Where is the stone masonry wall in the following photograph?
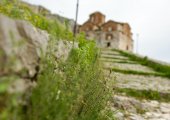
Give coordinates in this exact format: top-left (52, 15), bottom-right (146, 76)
top-left (79, 12), bottom-right (133, 52)
top-left (0, 14), bottom-right (74, 103)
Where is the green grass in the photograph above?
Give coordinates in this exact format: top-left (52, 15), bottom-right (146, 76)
top-left (101, 53), bottom-right (121, 56)
top-left (101, 59), bottom-right (137, 64)
top-left (0, 0), bottom-right (74, 40)
top-left (0, 36), bottom-right (114, 120)
top-left (0, 1), bottom-right (115, 119)
top-left (110, 68), bottom-right (164, 77)
top-left (101, 56), bottom-right (129, 61)
top-left (114, 88), bottom-right (170, 102)
top-left (0, 76), bottom-right (17, 94)
top-left (27, 39), bottom-right (113, 120)
top-left (114, 49), bottom-right (170, 78)
top-left (0, 76), bottom-right (25, 120)
top-left (0, 93), bottom-right (7, 117)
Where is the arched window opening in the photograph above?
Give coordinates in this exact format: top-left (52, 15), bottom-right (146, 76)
top-left (106, 34), bottom-right (113, 40)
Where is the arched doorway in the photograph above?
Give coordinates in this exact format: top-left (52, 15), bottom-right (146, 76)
top-left (107, 42), bottom-right (111, 47)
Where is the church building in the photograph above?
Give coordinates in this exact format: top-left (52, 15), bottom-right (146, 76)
top-left (78, 12), bottom-right (133, 51)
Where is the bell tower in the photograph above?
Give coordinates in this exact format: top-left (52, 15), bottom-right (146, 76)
top-left (89, 12), bottom-right (105, 26)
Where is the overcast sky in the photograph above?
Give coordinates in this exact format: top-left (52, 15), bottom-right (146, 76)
top-left (24, 0), bottom-right (170, 63)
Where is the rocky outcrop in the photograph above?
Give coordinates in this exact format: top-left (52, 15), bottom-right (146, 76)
top-left (0, 14), bottom-right (49, 79)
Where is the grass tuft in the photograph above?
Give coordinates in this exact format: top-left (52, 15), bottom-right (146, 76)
top-left (110, 68), bottom-right (164, 77)
top-left (114, 49), bottom-right (170, 78)
top-left (114, 88), bottom-right (170, 102)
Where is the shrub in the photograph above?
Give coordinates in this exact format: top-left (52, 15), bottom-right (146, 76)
top-left (0, 1), bottom-right (114, 119)
top-left (27, 38), bottom-right (112, 120)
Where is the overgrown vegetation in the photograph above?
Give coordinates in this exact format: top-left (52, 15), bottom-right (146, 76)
top-left (114, 88), bottom-right (170, 102)
top-left (0, 0), bottom-right (74, 40)
top-left (0, 75), bottom-right (24, 120)
top-left (0, 39), bottom-right (114, 120)
top-left (115, 49), bottom-right (170, 78)
top-left (25, 37), bottom-right (113, 120)
top-left (0, 1), bottom-right (114, 119)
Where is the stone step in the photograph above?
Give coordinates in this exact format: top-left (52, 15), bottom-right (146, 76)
top-left (104, 62), bottom-right (157, 74)
top-left (100, 48), bottom-right (170, 120)
top-left (100, 59), bottom-right (137, 64)
top-left (100, 54), bottom-right (129, 59)
top-left (112, 95), bottom-right (170, 120)
top-left (100, 55), bottom-right (130, 61)
top-left (112, 72), bottom-right (170, 94)
top-left (100, 51), bottom-right (121, 55)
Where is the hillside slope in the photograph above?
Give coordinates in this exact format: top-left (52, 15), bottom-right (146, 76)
top-left (0, 1), bottom-right (114, 120)
top-left (20, 0), bottom-right (75, 30)
top-left (101, 48), bottom-right (170, 120)
top-left (1, 1), bottom-right (170, 120)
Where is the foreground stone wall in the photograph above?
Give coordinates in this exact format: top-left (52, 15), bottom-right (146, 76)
top-left (0, 14), bottom-right (49, 78)
top-left (0, 14), bottom-right (78, 118)
top-left (0, 14), bottom-right (75, 94)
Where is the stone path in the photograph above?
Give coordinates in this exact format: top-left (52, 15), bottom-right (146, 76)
top-left (100, 48), bottom-right (170, 120)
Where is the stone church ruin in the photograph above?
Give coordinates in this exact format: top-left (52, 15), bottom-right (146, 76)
top-left (78, 12), bottom-right (133, 51)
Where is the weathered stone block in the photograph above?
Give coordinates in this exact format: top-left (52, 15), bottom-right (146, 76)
top-left (0, 14), bottom-right (49, 78)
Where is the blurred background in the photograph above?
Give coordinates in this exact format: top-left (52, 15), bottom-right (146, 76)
top-left (24, 0), bottom-right (170, 63)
